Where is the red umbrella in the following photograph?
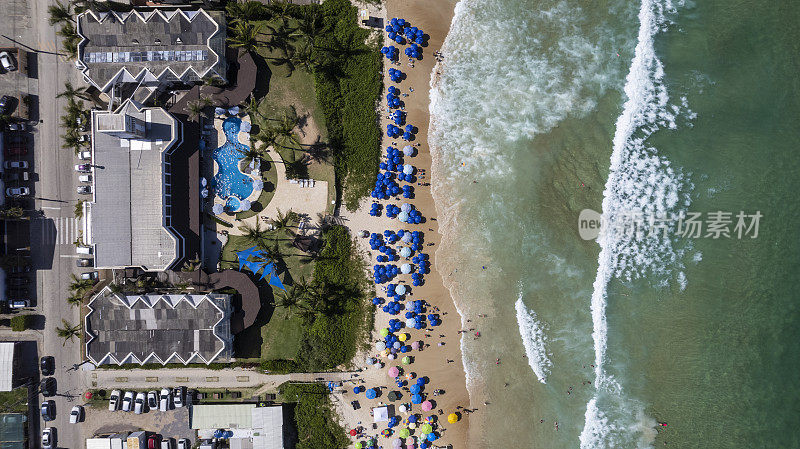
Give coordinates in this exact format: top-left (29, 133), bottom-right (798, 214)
top-left (84, 391), bottom-right (93, 400)
top-left (350, 429), bottom-right (357, 436)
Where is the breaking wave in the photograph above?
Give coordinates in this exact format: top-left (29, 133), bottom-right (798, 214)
top-left (514, 293), bottom-right (552, 384)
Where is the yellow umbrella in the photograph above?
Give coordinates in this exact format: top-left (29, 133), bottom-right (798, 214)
top-left (398, 333), bottom-right (407, 342)
top-left (448, 413), bottom-right (459, 424)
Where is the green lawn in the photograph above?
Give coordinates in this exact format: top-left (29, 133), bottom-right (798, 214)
top-left (0, 387), bottom-right (28, 413)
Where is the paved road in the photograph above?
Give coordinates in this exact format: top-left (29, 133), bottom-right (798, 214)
top-left (0, 0), bottom-right (88, 448)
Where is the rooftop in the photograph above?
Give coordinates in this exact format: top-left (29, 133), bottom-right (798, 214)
top-left (77, 9), bottom-right (226, 92)
top-left (191, 405), bottom-right (283, 449)
top-left (0, 343), bottom-right (13, 392)
top-left (0, 414), bottom-right (25, 449)
top-left (85, 99), bottom-right (182, 270)
top-left (85, 288), bottom-right (232, 365)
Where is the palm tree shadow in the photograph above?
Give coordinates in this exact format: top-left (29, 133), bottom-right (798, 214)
top-left (251, 52), bottom-right (273, 99)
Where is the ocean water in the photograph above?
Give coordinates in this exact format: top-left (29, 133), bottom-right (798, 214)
top-left (429, 0), bottom-right (800, 448)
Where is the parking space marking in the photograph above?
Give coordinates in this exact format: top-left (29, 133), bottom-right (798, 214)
top-left (146, 377), bottom-right (158, 382)
top-left (236, 376), bottom-right (250, 382)
top-left (205, 377), bottom-right (219, 382)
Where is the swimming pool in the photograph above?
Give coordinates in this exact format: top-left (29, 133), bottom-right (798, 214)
top-left (212, 117), bottom-right (253, 211)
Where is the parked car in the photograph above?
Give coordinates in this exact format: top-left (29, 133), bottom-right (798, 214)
top-left (172, 387), bottom-right (184, 408)
top-left (134, 392), bottom-right (145, 414)
top-left (4, 160), bottom-right (27, 169)
top-left (121, 391), bottom-right (134, 412)
top-left (0, 95), bottom-right (13, 115)
top-left (78, 134), bottom-right (90, 143)
top-left (3, 171), bottom-right (29, 182)
top-left (161, 439), bottom-right (172, 449)
top-left (177, 439), bottom-right (190, 449)
top-left (5, 187), bottom-right (28, 197)
top-left (40, 356), bottom-right (55, 376)
top-left (41, 378), bottom-right (56, 397)
top-left (76, 246), bottom-right (92, 255)
top-left (80, 271), bottom-right (99, 281)
top-left (0, 52), bottom-right (16, 71)
top-left (78, 174), bottom-right (92, 183)
top-left (74, 164), bottom-right (91, 173)
top-left (40, 400), bottom-right (55, 421)
top-left (159, 388), bottom-right (170, 411)
top-left (147, 391), bottom-right (158, 409)
top-left (41, 428), bottom-right (55, 449)
top-left (6, 133), bottom-right (26, 145)
top-left (70, 405), bottom-right (84, 423)
top-left (9, 265), bottom-right (31, 274)
top-left (76, 258), bottom-right (93, 267)
top-left (108, 389), bottom-right (121, 411)
top-left (8, 277), bottom-right (29, 286)
top-left (9, 300), bottom-right (29, 309)
top-left (7, 122), bottom-right (25, 132)
top-left (78, 150), bottom-right (91, 160)
top-left (148, 435), bottom-right (161, 449)
top-left (76, 185), bottom-right (91, 195)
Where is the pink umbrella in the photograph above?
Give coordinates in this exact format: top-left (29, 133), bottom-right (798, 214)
top-left (388, 366), bottom-right (400, 378)
top-left (421, 401), bottom-right (433, 411)
top-left (411, 341), bottom-right (420, 350)
top-left (405, 437), bottom-right (415, 445)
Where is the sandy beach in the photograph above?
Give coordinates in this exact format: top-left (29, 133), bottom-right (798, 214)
top-left (334, 0), bottom-right (469, 447)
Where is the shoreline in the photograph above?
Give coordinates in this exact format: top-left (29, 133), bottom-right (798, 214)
top-left (335, 0), bottom-right (470, 447)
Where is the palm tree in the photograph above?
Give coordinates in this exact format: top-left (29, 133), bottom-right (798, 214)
top-left (261, 21), bottom-right (297, 57)
top-left (271, 209), bottom-right (297, 231)
top-left (290, 43), bottom-right (316, 73)
top-left (56, 320), bottom-right (82, 345)
top-left (57, 81), bottom-right (93, 102)
top-left (187, 101), bottom-right (205, 120)
top-left (274, 108), bottom-right (302, 149)
top-left (69, 273), bottom-right (93, 294)
top-left (48, 1), bottom-right (72, 26)
top-left (226, 1), bottom-right (268, 24)
top-left (263, 241), bottom-right (285, 265)
top-left (66, 293), bottom-right (83, 308)
top-left (63, 130), bottom-right (83, 151)
top-left (228, 21), bottom-right (264, 54)
top-left (292, 8), bottom-right (320, 43)
top-left (238, 221), bottom-right (271, 247)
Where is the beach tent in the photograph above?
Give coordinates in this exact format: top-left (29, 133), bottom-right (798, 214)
top-left (373, 406), bottom-right (390, 422)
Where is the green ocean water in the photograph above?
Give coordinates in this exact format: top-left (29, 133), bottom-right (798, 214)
top-left (429, 0), bottom-right (800, 447)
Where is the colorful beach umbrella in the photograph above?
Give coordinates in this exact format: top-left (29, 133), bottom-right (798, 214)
top-left (376, 341), bottom-right (387, 351)
top-left (398, 333), bottom-right (408, 342)
top-left (366, 389), bottom-right (377, 399)
top-left (411, 394), bottom-right (422, 404)
top-left (448, 413), bottom-right (459, 423)
top-left (398, 428), bottom-right (410, 438)
top-left (421, 423), bottom-right (433, 434)
top-left (388, 366), bottom-right (400, 377)
top-left (350, 429), bottom-right (358, 436)
top-left (354, 443), bottom-right (362, 449)
top-left (402, 356), bottom-right (411, 365)
top-left (421, 401), bottom-right (433, 411)
top-left (381, 328), bottom-right (390, 337)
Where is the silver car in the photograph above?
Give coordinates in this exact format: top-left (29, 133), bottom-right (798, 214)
top-left (0, 52), bottom-right (16, 71)
top-left (41, 428), bottom-right (55, 449)
top-left (108, 389), bottom-right (121, 411)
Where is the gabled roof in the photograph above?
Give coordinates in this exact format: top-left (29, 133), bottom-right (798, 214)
top-left (76, 8), bottom-right (226, 92)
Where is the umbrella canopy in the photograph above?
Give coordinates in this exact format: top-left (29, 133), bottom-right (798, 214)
top-left (402, 356), bottom-right (411, 365)
top-left (420, 423), bottom-right (433, 434)
top-left (212, 203), bottom-right (224, 215)
top-left (398, 404), bottom-right (407, 413)
top-left (411, 394), bottom-right (423, 404)
top-left (398, 211), bottom-right (409, 222)
top-left (366, 357), bottom-right (375, 365)
top-left (350, 429), bottom-right (358, 436)
top-left (400, 203), bottom-right (412, 212)
top-left (448, 413), bottom-right (459, 423)
top-left (399, 247), bottom-right (412, 258)
top-left (393, 438), bottom-right (403, 447)
top-left (366, 389), bottom-right (377, 399)
top-left (84, 391), bottom-right (93, 400)
top-left (398, 333), bottom-right (408, 342)
top-left (403, 145), bottom-right (414, 156)
top-left (240, 199), bottom-right (251, 211)
top-left (421, 401), bottom-right (433, 411)
top-left (410, 384), bottom-right (421, 394)
top-left (411, 341), bottom-right (420, 350)
top-left (427, 433), bottom-right (438, 442)
top-left (398, 428), bottom-right (411, 439)
top-left (408, 415), bottom-right (418, 423)
top-left (387, 391), bottom-right (400, 401)
top-left (376, 341), bottom-right (387, 351)
top-left (381, 328), bottom-right (390, 337)
top-left (401, 263), bottom-right (412, 274)
top-left (404, 372), bottom-right (414, 380)
top-left (388, 366), bottom-right (400, 377)
top-left (396, 285), bottom-right (407, 295)
top-left (355, 443), bottom-right (363, 449)
top-left (201, 188), bottom-right (209, 198)
top-left (403, 164), bottom-right (414, 175)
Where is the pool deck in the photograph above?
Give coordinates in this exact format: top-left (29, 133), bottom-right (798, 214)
top-left (210, 115), bottom-right (329, 237)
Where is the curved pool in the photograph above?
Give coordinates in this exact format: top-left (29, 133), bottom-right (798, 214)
top-left (212, 117), bottom-right (253, 204)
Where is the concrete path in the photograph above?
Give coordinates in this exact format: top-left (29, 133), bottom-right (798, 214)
top-left (81, 367), bottom-right (362, 392)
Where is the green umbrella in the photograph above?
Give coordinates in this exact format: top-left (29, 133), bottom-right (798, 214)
top-left (398, 428), bottom-right (410, 439)
top-left (402, 356), bottom-right (411, 365)
top-left (421, 423), bottom-right (433, 434)
top-left (380, 328), bottom-right (390, 337)
top-left (355, 443), bottom-right (363, 449)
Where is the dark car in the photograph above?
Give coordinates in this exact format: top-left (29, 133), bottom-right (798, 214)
top-left (0, 95), bottom-right (13, 115)
top-left (40, 356), bottom-right (55, 376)
top-left (40, 400), bottom-right (55, 421)
top-left (41, 378), bottom-right (56, 397)
top-left (148, 435), bottom-right (161, 449)
top-left (7, 277), bottom-right (29, 286)
top-left (3, 145), bottom-right (26, 157)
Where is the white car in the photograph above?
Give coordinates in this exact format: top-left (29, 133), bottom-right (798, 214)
top-left (121, 391), bottom-right (134, 412)
top-left (69, 405), bottom-right (84, 423)
top-left (74, 164), bottom-right (91, 173)
top-left (5, 187), bottom-right (28, 197)
top-left (41, 428), bottom-right (55, 449)
top-left (134, 392), bottom-right (145, 414)
top-left (172, 387), bottom-right (184, 408)
top-left (159, 388), bottom-right (170, 411)
top-left (161, 440), bottom-right (172, 449)
top-left (80, 271), bottom-right (99, 281)
top-left (0, 52), bottom-right (16, 71)
top-left (78, 174), bottom-right (92, 183)
top-left (147, 391), bottom-right (158, 409)
top-left (177, 439), bottom-right (190, 449)
top-left (4, 161), bottom-right (27, 169)
top-left (76, 246), bottom-right (92, 255)
top-left (78, 150), bottom-right (91, 160)
top-left (108, 389), bottom-right (121, 411)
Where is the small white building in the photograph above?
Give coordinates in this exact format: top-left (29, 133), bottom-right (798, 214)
top-left (191, 404), bottom-right (283, 449)
top-left (0, 343), bottom-right (15, 392)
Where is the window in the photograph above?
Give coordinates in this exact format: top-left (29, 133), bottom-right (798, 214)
top-left (83, 50), bottom-right (209, 64)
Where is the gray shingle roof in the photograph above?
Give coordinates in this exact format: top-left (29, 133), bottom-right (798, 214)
top-left (77, 9), bottom-right (226, 91)
top-left (85, 288), bottom-right (232, 365)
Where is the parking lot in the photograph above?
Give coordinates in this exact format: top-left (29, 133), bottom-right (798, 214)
top-left (82, 398), bottom-right (196, 444)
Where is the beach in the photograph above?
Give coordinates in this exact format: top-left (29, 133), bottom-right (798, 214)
top-left (335, 0), bottom-right (470, 448)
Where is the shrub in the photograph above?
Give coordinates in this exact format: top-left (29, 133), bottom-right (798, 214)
top-left (10, 315), bottom-right (31, 332)
top-left (278, 382), bottom-right (348, 449)
top-left (261, 359), bottom-right (302, 373)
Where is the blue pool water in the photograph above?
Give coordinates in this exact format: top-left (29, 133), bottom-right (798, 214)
top-left (212, 117), bottom-right (253, 208)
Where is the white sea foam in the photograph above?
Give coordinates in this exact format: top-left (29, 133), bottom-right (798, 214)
top-left (514, 294), bottom-right (552, 384)
top-left (581, 0), bottom-right (692, 447)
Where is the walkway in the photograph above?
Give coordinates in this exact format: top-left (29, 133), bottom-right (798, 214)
top-left (80, 367), bottom-right (362, 393)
